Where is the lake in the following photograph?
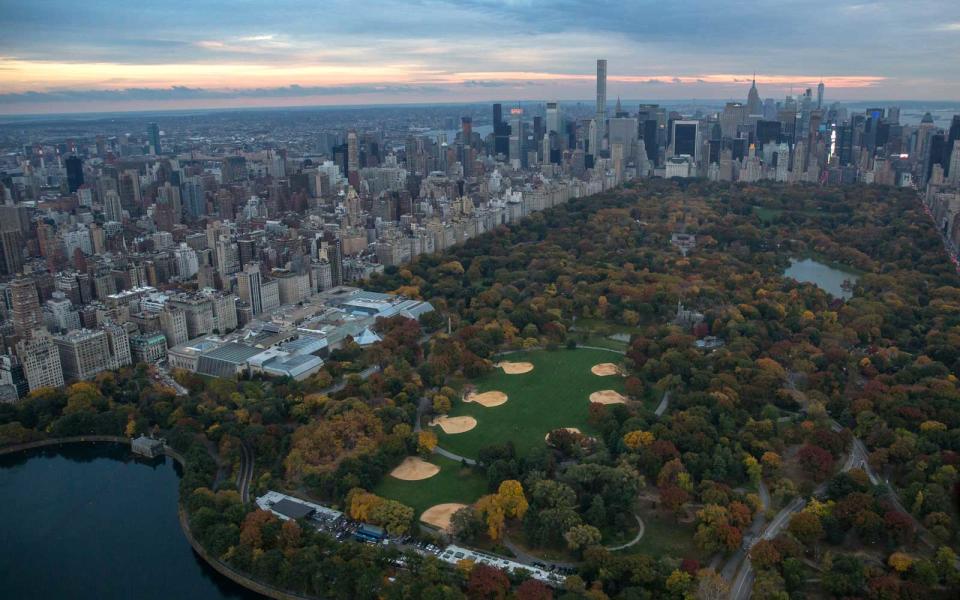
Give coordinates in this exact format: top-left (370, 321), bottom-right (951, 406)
top-left (784, 257), bottom-right (860, 300)
top-left (0, 443), bottom-right (263, 600)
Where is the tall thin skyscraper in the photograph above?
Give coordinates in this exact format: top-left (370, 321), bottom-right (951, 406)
top-left (817, 80), bottom-right (825, 109)
top-left (65, 156), bottom-right (84, 193)
top-left (147, 122), bottom-right (161, 155)
top-left (596, 59), bottom-right (607, 123)
top-left (591, 59), bottom-right (607, 155)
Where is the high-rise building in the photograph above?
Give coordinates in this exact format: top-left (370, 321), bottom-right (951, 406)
top-left (130, 332), bottom-right (168, 364)
top-left (237, 263), bottom-right (264, 315)
top-left (10, 276), bottom-right (42, 337)
top-left (0, 354), bottom-right (30, 400)
top-left (15, 331), bottom-right (64, 392)
top-left (596, 59), bottom-right (607, 124)
top-left (0, 230), bottom-right (24, 277)
top-left (174, 243), bottom-right (199, 279)
top-left (103, 190), bottom-right (123, 222)
top-left (493, 103), bottom-right (510, 157)
top-left (671, 121), bottom-right (700, 161)
top-left (65, 156), bottom-right (84, 193)
top-left (592, 59), bottom-right (607, 154)
top-left (53, 328), bottom-right (111, 381)
top-left (817, 81), bottom-right (825, 109)
top-left (160, 305), bottom-right (189, 347)
top-left (102, 322), bottom-right (132, 371)
top-left (509, 108), bottom-right (523, 164)
top-left (346, 130), bottom-right (360, 188)
top-left (147, 122), bottom-right (161, 154)
top-left (747, 76), bottom-right (763, 116)
top-left (546, 102), bottom-right (560, 134)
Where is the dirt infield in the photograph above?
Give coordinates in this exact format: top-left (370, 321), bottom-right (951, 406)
top-left (429, 415), bottom-right (478, 434)
top-left (389, 457), bottom-right (440, 481)
top-left (420, 503), bottom-right (468, 531)
top-left (544, 427), bottom-right (582, 442)
top-left (464, 390), bottom-right (508, 407)
top-left (589, 390), bottom-right (627, 405)
top-left (591, 363), bottom-right (621, 376)
top-left (498, 361), bottom-right (534, 374)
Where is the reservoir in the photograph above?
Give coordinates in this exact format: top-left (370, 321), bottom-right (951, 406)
top-left (0, 443), bottom-right (262, 600)
top-left (784, 257), bottom-right (860, 300)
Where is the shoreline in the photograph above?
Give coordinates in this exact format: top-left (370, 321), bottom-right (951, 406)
top-left (0, 436), bottom-right (316, 600)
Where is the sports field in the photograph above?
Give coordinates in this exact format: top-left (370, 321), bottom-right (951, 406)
top-left (434, 348), bottom-right (626, 458)
top-left (373, 455), bottom-right (488, 518)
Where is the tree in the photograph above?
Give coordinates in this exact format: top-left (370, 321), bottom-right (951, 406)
top-left (787, 511), bottom-right (823, 546)
top-left (750, 539), bottom-right (781, 570)
top-left (623, 430), bottom-right (654, 450)
top-left (239, 509), bottom-right (276, 550)
top-left (796, 444), bottom-right (834, 481)
top-left (752, 569), bottom-right (788, 600)
top-left (418, 430), bottom-right (438, 455)
top-left (451, 506), bottom-right (484, 543)
top-left (466, 564), bottom-right (510, 600)
top-left (695, 569), bottom-right (729, 600)
top-left (515, 579), bottom-right (552, 600)
top-left (432, 395), bottom-right (452, 414)
top-left (496, 480), bottom-right (528, 519)
top-left (665, 569), bottom-right (693, 597)
top-left (888, 552), bottom-right (913, 573)
top-left (475, 495), bottom-right (506, 541)
top-left (822, 555), bottom-right (865, 597)
top-left (564, 524), bottom-right (602, 552)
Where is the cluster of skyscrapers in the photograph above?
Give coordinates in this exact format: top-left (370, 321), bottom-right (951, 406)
top-left (0, 58), bottom-right (956, 399)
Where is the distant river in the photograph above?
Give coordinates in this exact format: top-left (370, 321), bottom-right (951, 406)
top-left (0, 443), bottom-right (262, 600)
top-left (784, 257), bottom-right (860, 300)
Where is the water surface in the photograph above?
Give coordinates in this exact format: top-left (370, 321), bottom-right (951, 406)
top-left (784, 258), bottom-right (859, 299)
top-left (0, 443), bottom-right (262, 600)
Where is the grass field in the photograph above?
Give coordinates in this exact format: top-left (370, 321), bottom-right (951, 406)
top-left (620, 510), bottom-right (702, 560)
top-left (373, 455), bottom-right (489, 517)
top-left (434, 348), bottom-right (627, 458)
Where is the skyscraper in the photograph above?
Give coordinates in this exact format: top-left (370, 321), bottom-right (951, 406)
top-left (671, 121), bottom-right (700, 161)
top-left (546, 102), bottom-right (560, 135)
top-left (493, 103), bottom-right (510, 157)
top-left (103, 190), bottom-right (123, 222)
top-left (596, 59), bottom-right (607, 123)
top-left (237, 263), bottom-right (264, 315)
top-left (147, 122), bottom-right (161, 155)
top-left (65, 156), bottom-right (84, 193)
top-left (10, 276), bottom-right (42, 337)
top-left (15, 330), bottom-right (64, 392)
top-left (509, 108), bottom-right (523, 164)
top-left (817, 80), bottom-right (825, 109)
top-left (747, 76), bottom-right (763, 116)
top-left (592, 59), bottom-right (607, 154)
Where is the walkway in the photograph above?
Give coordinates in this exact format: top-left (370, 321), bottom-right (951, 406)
top-left (238, 442), bottom-right (254, 505)
top-left (654, 391), bottom-right (670, 417)
top-left (606, 513), bottom-right (645, 551)
top-left (433, 446), bottom-right (476, 465)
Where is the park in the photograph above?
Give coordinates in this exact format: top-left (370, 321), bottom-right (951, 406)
top-left (434, 347), bottom-right (628, 459)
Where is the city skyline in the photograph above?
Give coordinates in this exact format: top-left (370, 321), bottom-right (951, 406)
top-left (2, 0), bottom-right (960, 114)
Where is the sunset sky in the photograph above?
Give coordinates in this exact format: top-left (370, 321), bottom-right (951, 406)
top-left (2, 0), bottom-right (959, 114)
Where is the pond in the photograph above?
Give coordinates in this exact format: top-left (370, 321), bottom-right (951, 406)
top-left (784, 257), bottom-right (860, 300)
top-left (0, 443), bottom-right (262, 600)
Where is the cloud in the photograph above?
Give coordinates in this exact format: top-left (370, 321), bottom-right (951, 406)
top-left (0, 84), bottom-right (445, 104)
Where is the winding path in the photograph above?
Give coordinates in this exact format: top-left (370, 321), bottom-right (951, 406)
top-left (432, 445), bottom-right (476, 465)
top-left (606, 513), bottom-right (645, 551)
top-left (238, 442), bottom-right (254, 505)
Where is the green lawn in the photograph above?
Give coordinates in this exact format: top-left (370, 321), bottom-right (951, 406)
top-left (374, 455), bottom-right (488, 517)
top-left (434, 348), bottom-right (627, 458)
top-left (620, 510), bottom-right (702, 560)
